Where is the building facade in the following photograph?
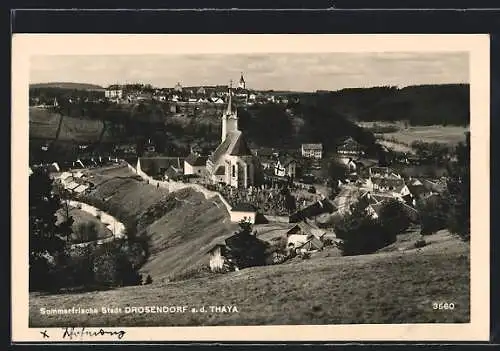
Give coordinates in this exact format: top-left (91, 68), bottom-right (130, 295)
top-left (301, 144), bottom-right (323, 159)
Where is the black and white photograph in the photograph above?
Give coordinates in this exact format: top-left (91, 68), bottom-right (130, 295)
top-left (12, 34), bottom-right (489, 342)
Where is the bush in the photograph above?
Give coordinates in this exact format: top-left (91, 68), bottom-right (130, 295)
top-left (145, 274), bottom-right (153, 285)
top-left (308, 186), bottom-right (316, 194)
top-left (414, 239), bottom-right (427, 248)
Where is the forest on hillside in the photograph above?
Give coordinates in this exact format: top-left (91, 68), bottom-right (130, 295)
top-left (308, 84), bottom-right (469, 126)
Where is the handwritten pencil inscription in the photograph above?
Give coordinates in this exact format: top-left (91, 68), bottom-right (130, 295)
top-left (61, 327), bottom-right (126, 340)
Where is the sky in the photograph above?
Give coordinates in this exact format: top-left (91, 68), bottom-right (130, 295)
top-left (30, 52), bottom-right (469, 92)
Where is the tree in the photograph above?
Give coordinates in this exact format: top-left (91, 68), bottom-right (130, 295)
top-left (378, 199), bottom-right (411, 235)
top-left (224, 219), bottom-right (270, 269)
top-left (417, 195), bottom-right (449, 235)
top-left (29, 168), bottom-right (68, 291)
top-left (334, 201), bottom-right (396, 256)
top-left (444, 135), bottom-right (470, 240)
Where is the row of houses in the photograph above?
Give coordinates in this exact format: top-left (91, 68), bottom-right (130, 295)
top-left (208, 219), bottom-right (338, 272)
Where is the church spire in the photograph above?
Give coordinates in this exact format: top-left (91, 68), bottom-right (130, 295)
top-left (226, 80), bottom-right (233, 115)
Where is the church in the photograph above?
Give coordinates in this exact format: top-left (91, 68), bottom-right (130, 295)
top-left (205, 81), bottom-right (262, 188)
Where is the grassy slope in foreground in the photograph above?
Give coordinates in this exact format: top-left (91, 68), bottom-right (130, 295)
top-left (30, 232), bottom-right (469, 326)
top-left (81, 165), bottom-right (239, 279)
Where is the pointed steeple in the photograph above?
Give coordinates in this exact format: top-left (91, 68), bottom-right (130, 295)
top-left (238, 72), bottom-right (246, 89)
top-left (226, 80), bottom-right (233, 115)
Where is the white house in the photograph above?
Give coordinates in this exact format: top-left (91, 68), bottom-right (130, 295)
top-left (274, 156), bottom-right (297, 178)
top-left (207, 244), bottom-right (227, 272)
top-left (301, 143), bottom-right (323, 159)
top-left (105, 88), bottom-right (123, 100)
top-left (230, 203), bottom-right (258, 224)
top-left (184, 153), bottom-right (208, 175)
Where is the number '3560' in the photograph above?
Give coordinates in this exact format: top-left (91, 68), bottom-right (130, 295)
top-left (432, 302), bottom-right (455, 310)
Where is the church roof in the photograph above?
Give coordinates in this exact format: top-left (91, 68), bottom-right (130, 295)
top-left (208, 130), bottom-right (253, 165)
top-left (185, 153), bottom-right (208, 166)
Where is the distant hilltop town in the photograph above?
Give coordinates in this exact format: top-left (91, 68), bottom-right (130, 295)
top-left (29, 73), bottom-right (297, 107)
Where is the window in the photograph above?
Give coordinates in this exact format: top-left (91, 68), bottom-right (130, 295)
top-left (232, 165), bottom-right (236, 177)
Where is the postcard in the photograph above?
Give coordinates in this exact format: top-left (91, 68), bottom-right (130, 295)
top-left (12, 33), bottom-right (490, 342)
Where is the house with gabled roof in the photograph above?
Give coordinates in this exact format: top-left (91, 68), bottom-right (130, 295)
top-left (337, 137), bottom-right (365, 157)
top-left (205, 81), bottom-right (262, 188)
top-left (184, 153), bottom-right (208, 175)
top-left (274, 155), bottom-right (297, 178)
top-left (230, 203), bottom-right (258, 224)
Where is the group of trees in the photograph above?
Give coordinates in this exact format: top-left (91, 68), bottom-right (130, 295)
top-left (417, 134), bottom-right (470, 240)
top-left (334, 199), bottom-right (411, 256)
top-left (29, 168), bottom-right (146, 292)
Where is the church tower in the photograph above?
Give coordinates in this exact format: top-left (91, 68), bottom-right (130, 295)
top-left (238, 72), bottom-right (246, 90)
top-left (221, 80), bottom-right (238, 143)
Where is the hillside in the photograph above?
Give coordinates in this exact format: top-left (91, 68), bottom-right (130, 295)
top-left (29, 230), bottom-right (469, 326)
top-left (30, 82), bottom-right (104, 91)
top-left (311, 84), bottom-right (469, 126)
top-left (78, 165), bottom-right (239, 279)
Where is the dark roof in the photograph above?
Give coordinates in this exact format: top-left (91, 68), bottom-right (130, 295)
top-left (231, 202), bottom-right (258, 212)
top-left (302, 143), bottom-right (323, 150)
top-left (208, 131), bottom-right (253, 164)
top-left (213, 165), bottom-right (225, 175)
top-left (407, 183), bottom-right (428, 197)
top-left (185, 153), bottom-right (208, 166)
top-left (286, 222), bottom-right (314, 236)
top-left (139, 157), bottom-right (183, 175)
top-left (165, 165), bottom-right (182, 178)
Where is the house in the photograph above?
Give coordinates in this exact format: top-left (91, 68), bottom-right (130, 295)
top-left (207, 244), bottom-right (229, 272)
top-left (296, 236), bottom-right (324, 253)
top-left (206, 229), bottom-right (267, 272)
top-left (301, 143), bottom-right (323, 159)
top-left (205, 82), bottom-right (262, 188)
top-left (211, 97), bottom-right (225, 104)
top-left (138, 157), bottom-right (184, 177)
top-left (105, 87), bottom-right (123, 99)
top-left (230, 203), bottom-right (258, 224)
top-left (337, 137), bottom-right (365, 157)
top-left (274, 156), bottom-right (297, 178)
top-left (285, 221), bottom-right (326, 249)
top-left (289, 200), bottom-right (337, 223)
top-left (422, 179), bottom-right (447, 193)
top-left (184, 153), bottom-right (209, 175)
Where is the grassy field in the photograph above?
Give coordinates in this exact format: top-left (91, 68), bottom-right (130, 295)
top-left (29, 230), bottom-right (469, 326)
top-left (356, 121), bottom-right (468, 147)
top-left (379, 125), bottom-right (468, 146)
top-left (56, 206), bottom-right (112, 243)
top-left (29, 107), bottom-right (119, 143)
